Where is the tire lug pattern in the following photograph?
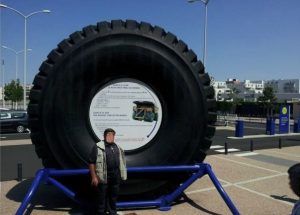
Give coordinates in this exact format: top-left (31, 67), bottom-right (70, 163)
top-left (28, 20), bottom-right (216, 198)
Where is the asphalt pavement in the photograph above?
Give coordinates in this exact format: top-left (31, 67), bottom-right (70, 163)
top-left (0, 144), bottom-right (43, 181)
top-left (2, 143), bottom-right (300, 215)
top-left (0, 132), bottom-right (30, 141)
top-left (1, 124), bottom-right (300, 181)
top-left (1, 124), bottom-right (300, 214)
top-left (209, 128), bottom-right (300, 156)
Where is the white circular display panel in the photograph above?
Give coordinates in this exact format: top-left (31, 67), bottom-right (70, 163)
top-left (89, 79), bottom-right (162, 150)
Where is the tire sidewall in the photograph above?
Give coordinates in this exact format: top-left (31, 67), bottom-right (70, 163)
top-left (41, 33), bottom-right (207, 168)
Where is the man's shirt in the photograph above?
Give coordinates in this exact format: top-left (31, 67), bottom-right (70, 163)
top-left (89, 142), bottom-right (120, 171)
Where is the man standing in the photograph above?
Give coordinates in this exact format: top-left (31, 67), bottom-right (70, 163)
top-left (89, 128), bottom-right (127, 215)
top-left (288, 163), bottom-right (300, 215)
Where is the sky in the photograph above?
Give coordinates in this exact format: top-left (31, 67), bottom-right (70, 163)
top-left (0, 0), bottom-right (299, 85)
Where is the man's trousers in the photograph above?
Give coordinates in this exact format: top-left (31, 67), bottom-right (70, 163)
top-left (92, 170), bottom-right (120, 215)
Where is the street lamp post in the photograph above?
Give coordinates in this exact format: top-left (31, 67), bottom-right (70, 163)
top-left (1, 46), bottom-right (32, 110)
top-left (1, 45), bottom-right (32, 80)
top-left (188, 0), bottom-right (210, 66)
top-left (0, 4), bottom-right (50, 110)
top-left (1, 59), bottom-right (5, 108)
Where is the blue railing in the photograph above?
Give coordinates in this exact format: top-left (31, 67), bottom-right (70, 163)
top-left (16, 163), bottom-right (240, 215)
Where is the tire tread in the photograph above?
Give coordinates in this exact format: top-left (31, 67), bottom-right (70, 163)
top-left (28, 20), bottom-right (217, 196)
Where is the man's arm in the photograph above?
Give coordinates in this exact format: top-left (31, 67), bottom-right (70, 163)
top-left (89, 163), bottom-right (100, 186)
top-left (89, 145), bottom-right (100, 186)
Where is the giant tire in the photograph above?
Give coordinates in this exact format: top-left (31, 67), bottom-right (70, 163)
top-left (28, 20), bottom-right (216, 199)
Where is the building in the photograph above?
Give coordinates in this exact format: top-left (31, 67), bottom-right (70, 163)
top-left (265, 79), bottom-right (300, 93)
top-left (213, 78), bottom-right (300, 103)
top-left (0, 87), bottom-right (3, 101)
top-left (213, 81), bottom-right (233, 102)
top-left (214, 79), bottom-right (262, 102)
top-left (265, 79), bottom-right (300, 102)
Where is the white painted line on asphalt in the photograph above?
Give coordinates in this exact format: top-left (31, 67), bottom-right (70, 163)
top-left (188, 174), bottom-right (286, 194)
top-left (235, 173), bottom-right (287, 185)
top-left (186, 178), bottom-right (233, 194)
top-left (212, 155), bottom-right (282, 174)
top-left (214, 148), bottom-right (240, 153)
top-left (218, 177), bottom-right (294, 207)
top-left (235, 152), bottom-right (258, 157)
top-left (186, 183), bottom-right (231, 194)
top-left (234, 184), bottom-right (294, 206)
top-left (0, 136), bottom-right (7, 139)
top-left (210, 145), bottom-right (224, 149)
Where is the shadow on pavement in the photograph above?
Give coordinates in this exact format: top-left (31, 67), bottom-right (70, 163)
top-left (270, 195), bottom-right (298, 204)
top-left (6, 179), bottom-right (151, 215)
top-left (116, 194), bottom-right (221, 215)
top-left (6, 179), bottom-right (83, 214)
top-left (4, 172), bottom-right (236, 215)
top-left (182, 194), bottom-right (222, 215)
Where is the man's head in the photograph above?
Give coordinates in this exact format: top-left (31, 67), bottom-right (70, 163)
top-left (104, 128), bottom-right (116, 144)
top-left (288, 163), bottom-right (300, 197)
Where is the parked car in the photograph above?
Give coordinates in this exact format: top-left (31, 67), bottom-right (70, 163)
top-left (0, 110), bottom-right (29, 133)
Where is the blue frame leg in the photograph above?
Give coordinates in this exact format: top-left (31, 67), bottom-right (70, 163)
top-left (16, 169), bottom-right (46, 215)
top-left (206, 164), bottom-right (240, 215)
top-left (16, 164), bottom-right (240, 215)
top-left (157, 164), bottom-right (207, 211)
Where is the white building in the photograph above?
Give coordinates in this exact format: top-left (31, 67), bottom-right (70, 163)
top-left (0, 87), bottom-right (3, 100)
top-left (240, 80), bottom-right (264, 102)
top-left (224, 79), bottom-right (264, 102)
top-left (213, 78), bottom-right (300, 102)
top-left (213, 81), bottom-right (233, 102)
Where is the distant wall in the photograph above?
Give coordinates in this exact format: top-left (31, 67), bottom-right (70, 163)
top-left (293, 103), bottom-right (300, 119)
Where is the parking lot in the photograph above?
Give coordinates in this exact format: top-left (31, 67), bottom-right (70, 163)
top-left (1, 140), bottom-right (300, 214)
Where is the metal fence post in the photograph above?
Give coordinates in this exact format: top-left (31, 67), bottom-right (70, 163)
top-left (250, 140), bottom-right (254, 152)
top-left (17, 163), bottom-right (22, 182)
top-left (279, 138), bottom-right (282, 149)
top-left (225, 142), bottom-right (228, 155)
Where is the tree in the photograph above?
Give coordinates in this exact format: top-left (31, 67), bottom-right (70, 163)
top-left (257, 86), bottom-right (277, 117)
top-left (228, 87), bottom-right (241, 102)
top-left (4, 79), bottom-right (23, 109)
top-left (227, 87), bottom-right (243, 113)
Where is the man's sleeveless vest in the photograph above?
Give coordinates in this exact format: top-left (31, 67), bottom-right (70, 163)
top-left (95, 141), bottom-right (127, 184)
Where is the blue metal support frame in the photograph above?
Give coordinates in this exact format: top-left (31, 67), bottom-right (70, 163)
top-left (16, 163), bottom-right (240, 215)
